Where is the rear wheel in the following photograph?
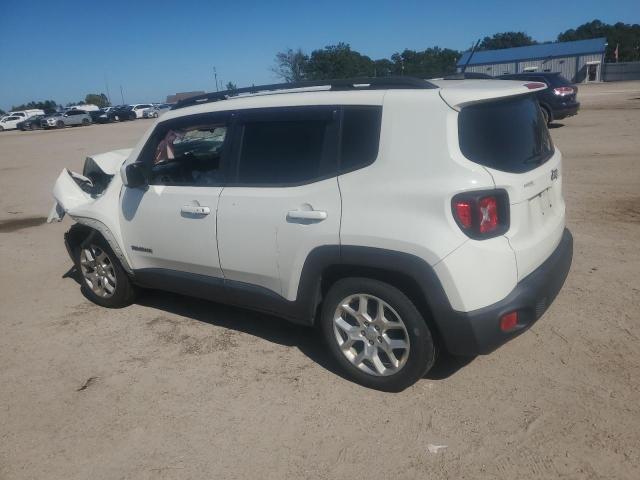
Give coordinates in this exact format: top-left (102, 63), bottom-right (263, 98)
top-left (0, 126), bottom-right (4, 132)
top-left (320, 278), bottom-right (436, 391)
top-left (56, 120), bottom-right (64, 129)
top-left (74, 236), bottom-right (137, 308)
top-left (82, 118), bottom-right (90, 126)
top-left (541, 106), bottom-right (551, 125)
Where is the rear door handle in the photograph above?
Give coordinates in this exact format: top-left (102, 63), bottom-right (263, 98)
top-left (181, 204), bottom-right (211, 215)
top-left (287, 210), bottom-right (327, 221)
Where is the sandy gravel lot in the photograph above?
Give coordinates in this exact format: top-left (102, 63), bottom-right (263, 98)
top-left (1, 82), bottom-right (639, 479)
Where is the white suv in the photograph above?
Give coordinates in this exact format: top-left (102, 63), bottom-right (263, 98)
top-left (48, 77), bottom-right (573, 391)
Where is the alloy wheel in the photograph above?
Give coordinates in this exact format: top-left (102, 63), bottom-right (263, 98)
top-left (332, 294), bottom-right (410, 376)
top-left (79, 244), bottom-right (117, 298)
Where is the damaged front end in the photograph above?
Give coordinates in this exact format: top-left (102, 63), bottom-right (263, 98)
top-left (47, 149), bottom-right (131, 223)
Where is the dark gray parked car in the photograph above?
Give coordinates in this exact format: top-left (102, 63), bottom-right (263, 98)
top-left (42, 110), bottom-right (92, 129)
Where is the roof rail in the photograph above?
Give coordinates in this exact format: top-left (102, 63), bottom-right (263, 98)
top-left (171, 76), bottom-right (437, 110)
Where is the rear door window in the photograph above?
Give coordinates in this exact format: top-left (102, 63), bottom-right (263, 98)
top-left (458, 95), bottom-right (554, 173)
top-left (234, 107), bottom-right (337, 186)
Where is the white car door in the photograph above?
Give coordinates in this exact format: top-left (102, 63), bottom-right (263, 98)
top-left (217, 106), bottom-right (341, 300)
top-left (0, 116), bottom-right (21, 130)
top-left (120, 112), bottom-right (232, 277)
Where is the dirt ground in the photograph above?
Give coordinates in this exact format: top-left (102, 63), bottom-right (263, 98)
top-left (1, 82), bottom-right (639, 480)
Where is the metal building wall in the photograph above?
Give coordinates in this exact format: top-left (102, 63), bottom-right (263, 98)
top-left (462, 53), bottom-right (605, 82)
top-left (465, 62), bottom-right (516, 76)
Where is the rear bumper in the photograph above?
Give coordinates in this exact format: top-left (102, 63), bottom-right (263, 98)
top-left (553, 102), bottom-right (580, 119)
top-left (439, 228), bottom-right (573, 355)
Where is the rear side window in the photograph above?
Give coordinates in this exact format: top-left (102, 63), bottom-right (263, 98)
top-left (458, 95), bottom-right (554, 173)
top-left (237, 120), bottom-right (327, 184)
top-left (339, 106), bottom-right (382, 174)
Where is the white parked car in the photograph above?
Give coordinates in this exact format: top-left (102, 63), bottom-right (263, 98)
top-left (0, 115), bottom-right (23, 131)
top-left (3, 109), bottom-right (45, 121)
top-left (66, 104), bottom-right (100, 112)
top-left (130, 104), bottom-right (154, 118)
top-left (48, 77), bottom-right (572, 391)
top-left (142, 104), bottom-right (171, 118)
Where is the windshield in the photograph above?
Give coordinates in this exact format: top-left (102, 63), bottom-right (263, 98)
top-left (458, 94), bottom-right (554, 173)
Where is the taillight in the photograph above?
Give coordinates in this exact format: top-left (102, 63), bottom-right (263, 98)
top-left (452, 190), bottom-right (509, 239)
top-left (553, 86), bottom-right (575, 96)
top-left (478, 196), bottom-right (498, 233)
top-left (454, 201), bottom-right (472, 229)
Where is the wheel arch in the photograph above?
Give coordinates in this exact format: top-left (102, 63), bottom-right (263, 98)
top-left (319, 263), bottom-right (444, 345)
top-left (65, 220), bottom-right (134, 275)
top-left (297, 245), bottom-right (456, 348)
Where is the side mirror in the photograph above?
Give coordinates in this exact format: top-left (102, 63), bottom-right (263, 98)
top-left (123, 163), bottom-right (147, 189)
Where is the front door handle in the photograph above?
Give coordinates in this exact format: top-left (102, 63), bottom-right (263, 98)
top-left (287, 209), bottom-right (327, 221)
top-left (181, 204), bottom-right (210, 216)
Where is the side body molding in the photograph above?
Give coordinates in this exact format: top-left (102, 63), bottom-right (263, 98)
top-left (130, 245), bottom-right (457, 341)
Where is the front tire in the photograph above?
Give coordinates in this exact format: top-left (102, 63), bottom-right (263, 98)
top-left (320, 278), bottom-right (436, 391)
top-left (73, 235), bottom-right (137, 308)
top-left (56, 120), bottom-right (65, 129)
top-left (82, 118), bottom-right (90, 126)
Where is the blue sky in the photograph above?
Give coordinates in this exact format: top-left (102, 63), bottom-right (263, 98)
top-left (0, 0), bottom-right (638, 110)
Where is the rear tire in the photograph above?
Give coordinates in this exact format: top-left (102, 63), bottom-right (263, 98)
top-left (319, 277), bottom-right (436, 392)
top-left (541, 106), bottom-right (551, 125)
top-left (56, 120), bottom-right (64, 129)
top-left (82, 118), bottom-right (90, 126)
top-left (73, 234), bottom-right (137, 308)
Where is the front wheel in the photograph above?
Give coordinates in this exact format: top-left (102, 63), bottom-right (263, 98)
top-left (320, 278), bottom-right (436, 391)
top-left (82, 118), bottom-right (90, 126)
top-left (56, 120), bottom-right (65, 129)
top-left (74, 236), bottom-right (137, 308)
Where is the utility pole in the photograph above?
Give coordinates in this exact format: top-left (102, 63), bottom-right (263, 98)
top-left (104, 74), bottom-right (111, 105)
top-left (213, 66), bottom-right (219, 92)
top-left (120, 85), bottom-right (125, 105)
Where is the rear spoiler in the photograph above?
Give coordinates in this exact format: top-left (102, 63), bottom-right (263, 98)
top-left (438, 80), bottom-right (547, 111)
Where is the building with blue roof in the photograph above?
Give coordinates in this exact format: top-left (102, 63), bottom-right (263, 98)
top-left (457, 38), bottom-right (607, 83)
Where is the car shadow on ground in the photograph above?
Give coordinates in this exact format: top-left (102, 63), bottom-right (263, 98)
top-left (64, 266), bottom-right (475, 385)
top-left (548, 122), bottom-right (565, 129)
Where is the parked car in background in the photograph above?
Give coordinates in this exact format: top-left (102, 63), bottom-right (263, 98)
top-left (3, 109), bottom-right (45, 121)
top-left (130, 104), bottom-right (154, 118)
top-left (142, 104), bottom-right (171, 118)
top-left (42, 110), bottom-right (92, 129)
top-left (0, 115), bottom-right (23, 131)
top-left (112, 105), bottom-right (137, 121)
top-left (65, 104), bottom-right (100, 112)
top-left (17, 115), bottom-right (45, 130)
top-left (93, 108), bottom-right (118, 124)
top-left (497, 72), bottom-right (579, 123)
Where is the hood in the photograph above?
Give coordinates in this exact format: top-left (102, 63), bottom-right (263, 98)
top-left (85, 148), bottom-right (133, 176)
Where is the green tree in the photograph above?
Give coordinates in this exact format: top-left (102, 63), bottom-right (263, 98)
top-left (558, 20), bottom-right (640, 61)
top-left (305, 43), bottom-right (374, 80)
top-left (373, 58), bottom-right (394, 77)
top-left (11, 100), bottom-right (58, 113)
top-left (225, 82), bottom-right (238, 93)
top-left (390, 47), bottom-right (460, 77)
top-left (0, 108), bottom-right (5, 116)
top-left (478, 32), bottom-right (537, 50)
top-left (84, 93), bottom-right (110, 108)
top-left (272, 48), bottom-right (308, 82)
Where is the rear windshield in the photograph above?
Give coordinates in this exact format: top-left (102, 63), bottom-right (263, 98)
top-left (458, 95), bottom-right (554, 173)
